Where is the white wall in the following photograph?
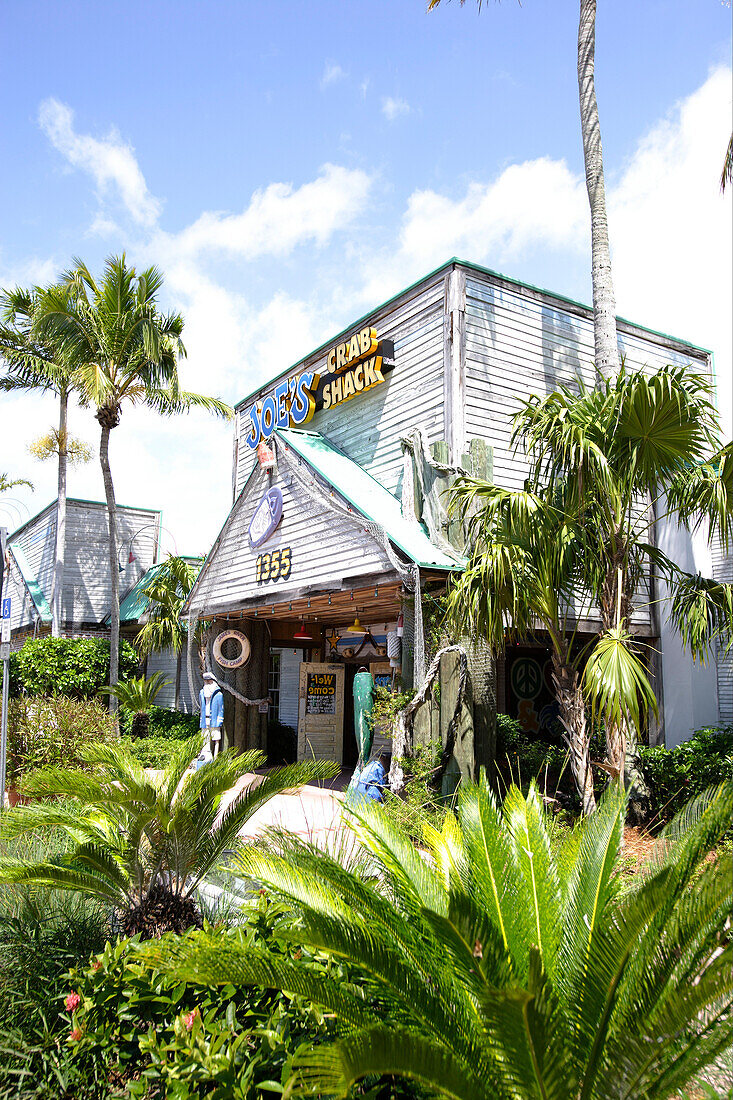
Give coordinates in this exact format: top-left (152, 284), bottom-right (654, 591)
top-left (657, 513), bottom-right (720, 746)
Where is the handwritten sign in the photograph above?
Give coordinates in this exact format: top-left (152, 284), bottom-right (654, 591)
top-left (306, 672), bottom-right (337, 715)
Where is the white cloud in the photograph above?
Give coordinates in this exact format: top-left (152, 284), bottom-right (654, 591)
top-left (381, 96), bottom-right (411, 121)
top-left (321, 61), bottom-right (346, 88)
top-left (39, 98), bottom-right (161, 227)
top-left (156, 164), bottom-right (372, 261)
top-left (608, 66), bottom-right (732, 435)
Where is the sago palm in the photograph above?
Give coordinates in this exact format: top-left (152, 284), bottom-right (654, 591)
top-left (100, 671), bottom-right (171, 738)
top-left (0, 739), bottom-right (336, 939)
top-left (153, 776), bottom-right (733, 1098)
top-left (512, 364), bottom-right (733, 781)
top-left (32, 256), bottom-right (232, 703)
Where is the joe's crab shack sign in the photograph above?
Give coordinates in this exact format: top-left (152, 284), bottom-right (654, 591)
top-left (244, 326), bottom-right (395, 450)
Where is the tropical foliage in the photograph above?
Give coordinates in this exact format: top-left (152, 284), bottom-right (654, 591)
top-left (30, 255), bottom-right (231, 702)
top-left (9, 635), bottom-right (139, 698)
top-left (135, 554), bottom-right (204, 657)
top-left (0, 739), bottom-right (336, 938)
top-left (6, 695), bottom-right (117, 790)
top-left (0, 283), bottom-right (81, 637)
top-left (153, 775), bottom-right (733, 1099)
top-left (449, 365), bottom-right (733, 809)
top-left (99, 671), bottom-right (170, 738)
top-left (637, 725), bottom-right (733, 825)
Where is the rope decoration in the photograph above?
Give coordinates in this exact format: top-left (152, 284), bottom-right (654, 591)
top-left (389, 643), bottom-right (469, 794)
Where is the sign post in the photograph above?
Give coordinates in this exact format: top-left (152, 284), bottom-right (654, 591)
top-left (0, 528), bottom-right (9, 810)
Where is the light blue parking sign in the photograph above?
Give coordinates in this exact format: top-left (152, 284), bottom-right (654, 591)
top-left (1, 598), bottom-right (10, 619)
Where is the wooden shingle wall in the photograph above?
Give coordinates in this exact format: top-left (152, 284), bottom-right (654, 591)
top-left (6, 556), bottom-right (39, 634)
top-left (62, 501), bottom-right (160, 627)
top-left (191, 462), bottom-right (396, 618)
top-left (233, 272), bottom-right (448, 498)
top-left (463, 271), bottom-right (711, 493)
top-left (11, 504), bottom-right (57, 627)
top-left (712, 540), bottom-right (733, 724)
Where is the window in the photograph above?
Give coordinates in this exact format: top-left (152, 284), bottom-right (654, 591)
top-left (268, 652), bottom-right (281, 720)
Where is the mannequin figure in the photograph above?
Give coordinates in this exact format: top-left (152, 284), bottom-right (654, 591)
top-left (198, 672), bottom-right (224, 766)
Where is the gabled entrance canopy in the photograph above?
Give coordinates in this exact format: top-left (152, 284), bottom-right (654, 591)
top-left (186, 428), bottom-right (462, 629)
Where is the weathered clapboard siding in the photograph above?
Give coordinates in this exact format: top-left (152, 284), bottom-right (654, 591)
top-left (62, 501), bottom-right (160, 626)
top-left (463, 271), bottom-right (710, 495)
top-left (145, 646), bottom-right (178, 709)
top-left (11, 504), bottom-right (57, 623)
top-left (8, 499), bottom-right (162, 633)
top-left (233, 272), bottom-right (447, 498)
top-left (191, 462), bottom-right (398, 618)
top-left (712, 540), bottom-right (733, 724)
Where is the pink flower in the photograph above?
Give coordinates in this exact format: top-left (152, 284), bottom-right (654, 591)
top-left (65, 992), bottom-right (81, 1013)
top-left (183, 1008), bottom-right (198, 1031)
top-left (92, 960), bottom-right (102, 972)
top-left (69, 1027), bottom-right (82, 1042)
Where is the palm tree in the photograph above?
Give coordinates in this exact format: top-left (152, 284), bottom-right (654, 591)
top-left (0, 286), bottom-right (82, 637)
top-left (100, 671), bottom-right (171, 738)
top-left (0, 739), bottom-right (336, 938)
top-left (0, 474), bottom-right (33, 494)
top-left (152, 775), bottom-right (733, 1097)
top-left (135, 554), bottom-right (206, 662)
top-left (32, 256), bottom-right (232, 706)
top-left (446, 480), bottom-right (604, 814)
top-left (428, 0), bottom-right (620, 378)
top-left (514, 364), bottom-right (733, 781)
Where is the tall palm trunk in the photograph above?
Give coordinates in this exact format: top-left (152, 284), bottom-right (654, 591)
top-left (98, 406), bottom-right (121, 712)
top-left (50, 389), bottom-right (68, 637)
top-left (578, 0), bottom-right (620, 380)
top-left (551, 647), bottom-right (596, 815)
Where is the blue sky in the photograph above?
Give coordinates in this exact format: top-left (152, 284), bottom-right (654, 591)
top-left (1, 0), bottom-right (730, 552)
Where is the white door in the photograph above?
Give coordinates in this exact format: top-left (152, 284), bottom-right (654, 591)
top-left (297, 663), bottom-right (345, 763)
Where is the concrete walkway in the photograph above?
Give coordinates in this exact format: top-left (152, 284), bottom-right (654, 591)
top-left (218, 771), bottom-right (349, 849)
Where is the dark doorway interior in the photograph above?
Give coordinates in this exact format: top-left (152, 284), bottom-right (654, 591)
top-left (342, 662), bottom-right (359, 768)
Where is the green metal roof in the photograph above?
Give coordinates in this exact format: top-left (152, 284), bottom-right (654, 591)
top-left (8, 543), bottom-right (52, 623)
top-left (276, 428), bottom-right (464, 572)
top-left (116, 557), bottom-right (203, 624)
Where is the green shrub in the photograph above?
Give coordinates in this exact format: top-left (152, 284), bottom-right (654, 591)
top-left (7, 696), bottom-right (117, 789)
top-left (637, 725), bottom-right (733, 826)
top-left (118, 704), bottom-right (200, 741)
top-left (0, 834), bottom-right (109, 1099)
top-left (383, 740), bottom-right (450, 843)
top-left (120, 734), bottom-right (197, 770)
top-left (10, 637), bottom-right (139, 699)
top-left (65, 897), bottom-right (351, 1098)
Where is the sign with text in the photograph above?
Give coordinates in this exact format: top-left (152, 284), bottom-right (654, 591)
top-left (244, 327), bottom-right (395, 450)
top-left (306, 672), bottom-right (337, 715)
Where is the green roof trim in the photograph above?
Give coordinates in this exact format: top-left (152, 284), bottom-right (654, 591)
top-left (8, 543), bottom-right (52, 623)
top-left (114, 557), bottom-right (203, 624)
top-left (234, 257), bottom-right (712, 411)
top-left (276, 427), bottom-right (464, 572)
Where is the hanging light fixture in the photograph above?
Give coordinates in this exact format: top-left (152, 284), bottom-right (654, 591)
top-left (293, 620), bottom-right (313, 641)
top-left (346, 612), bottom-right (367, 635)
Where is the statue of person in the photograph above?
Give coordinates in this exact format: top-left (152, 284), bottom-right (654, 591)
top-left (198, 672), bottom-right (224, 766)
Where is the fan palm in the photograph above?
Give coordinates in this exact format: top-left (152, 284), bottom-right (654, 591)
top-left (0, 285), bottom-right (83, 636)
top-left (31, 256), bottom-right (232, 705)
top-left (446, 479), bottom-right (607, 814)
top-left (512, 364), bottom-right (733, 781)
top-left (153, 775), bottom-right (733, 1098)
top-left (0, 739), bottom-right (336, 938)
top-left (99, 671), bottom-right (171, 738)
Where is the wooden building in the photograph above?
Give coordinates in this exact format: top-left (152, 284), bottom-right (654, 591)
top-left (185, 258), bottom-right (726, 767)
top-left (5, 498), bottom-right (194, 707)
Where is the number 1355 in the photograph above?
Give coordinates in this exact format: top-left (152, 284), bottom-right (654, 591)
top-left (256, 548), bottom-right (292, 584)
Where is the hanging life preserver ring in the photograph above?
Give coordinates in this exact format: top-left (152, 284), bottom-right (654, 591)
top-left (212, 629), bottom-right (251, 670)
